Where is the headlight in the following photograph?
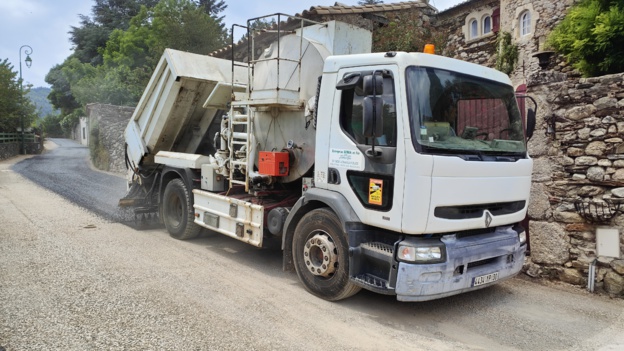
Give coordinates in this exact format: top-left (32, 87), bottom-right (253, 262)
top-left (398, 245), bottom-right (444, 263)
top-left (518, 230), bottom-right (527, 245)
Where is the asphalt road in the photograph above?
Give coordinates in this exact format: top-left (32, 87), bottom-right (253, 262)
top-left (11, 138), bottom-right (133, 223)
top-left (2, 139), bottom-right (624, 350)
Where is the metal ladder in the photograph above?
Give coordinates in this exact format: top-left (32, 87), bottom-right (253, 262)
top-left (228, 21), bottom-right (253, 193)
top-left (228, 106), bottom-right (252, 191)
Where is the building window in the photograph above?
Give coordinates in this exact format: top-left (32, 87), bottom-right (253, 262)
top-left (483, 16), bottom-right (491, 34)
top-left (470, 19), bottom-right (478, 39)
top-left (82, 127), bottom-right (86, 140)
top-left (520, 11), bottom-right (531, 36)
top-left (492, 8), bottom-right (500, 32)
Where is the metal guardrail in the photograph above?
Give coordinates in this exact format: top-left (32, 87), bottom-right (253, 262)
top-left (0, 132), bottom-right (37, 144)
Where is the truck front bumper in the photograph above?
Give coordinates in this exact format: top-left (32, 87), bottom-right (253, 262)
top-left (394, 227), bottom-right (526, 302)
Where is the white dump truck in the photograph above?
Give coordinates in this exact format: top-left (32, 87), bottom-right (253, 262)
top-left (121, 15), bottom-right (535, 301)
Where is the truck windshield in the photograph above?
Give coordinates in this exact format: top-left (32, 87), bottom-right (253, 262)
top-left (406, 66), bottom-right (527, 158)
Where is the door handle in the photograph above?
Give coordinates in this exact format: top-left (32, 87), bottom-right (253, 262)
top-left (327, 168), bottom-right (341, 185)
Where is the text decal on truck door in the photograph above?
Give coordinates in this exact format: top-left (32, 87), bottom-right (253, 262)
top-left (329, 148), bottom-right (364, 171)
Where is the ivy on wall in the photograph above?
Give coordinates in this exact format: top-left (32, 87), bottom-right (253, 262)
top-left (495, 32), bottom-right (518, 75)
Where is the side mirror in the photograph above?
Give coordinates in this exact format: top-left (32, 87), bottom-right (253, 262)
top-left (526, 108), bottom-right (536, 140)
top-left (336, 72), bottom-right (362, 90)
top-left (363, 72), bottom-right (384, 139)
top-left (363, 96), bottom-right (383, 138)
top-left (363, 74), bottom-right (383, 95)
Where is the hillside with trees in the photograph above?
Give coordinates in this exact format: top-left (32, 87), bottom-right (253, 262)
top-left (27, 87), bottom-right (58, 118)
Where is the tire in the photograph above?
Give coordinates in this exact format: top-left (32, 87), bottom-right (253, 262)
top-left (292, 208), bottom-right (361, 301)
top-left (162, 178), bottom-right (201, 240)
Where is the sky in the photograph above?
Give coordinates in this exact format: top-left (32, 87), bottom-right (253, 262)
top-left (0, 0), bottom-right (462, 88)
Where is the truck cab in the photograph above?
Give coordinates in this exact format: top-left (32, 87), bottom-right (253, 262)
top-left (285, 52), bottom-right (531, 301)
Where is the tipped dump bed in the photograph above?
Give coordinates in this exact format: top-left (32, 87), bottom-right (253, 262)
top-left (125, 49), bottom-right (247, 168)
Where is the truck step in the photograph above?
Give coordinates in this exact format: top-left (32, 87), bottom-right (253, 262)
top-left (350, 242), bottom-right (395, 294)
top-left (353, 274), bottom-right (392, 292)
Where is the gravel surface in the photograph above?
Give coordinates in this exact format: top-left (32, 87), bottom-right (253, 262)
top-left (1, 139), bottom-right (624, 350)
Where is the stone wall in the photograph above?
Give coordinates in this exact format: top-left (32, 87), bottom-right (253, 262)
top-left (86, 104), bottom-right (135, 174)
top-left (0, 139), bottom-right (43, 161)
top-left (24, 140), bottom-right (43, 155)
top-left (526, 71), bottom-right (624, 296)
top-left (0, 143), bottom-right (19, 160)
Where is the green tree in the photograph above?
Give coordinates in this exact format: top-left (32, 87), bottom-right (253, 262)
top-left (151, 0), bottom-right (229, 55)
top-left (39, 113), bottom-right (65, 137)
top-left (92, 0), bottom-right (229, 104)
top-left (0, 59), bottom-right (37, 132)
top-left (45, 62), bottom-right (81, 116)
top-left (47, 0), bottom-right (230, 134)
top-left (196, 0), bottom-right (226, 16)
top-left (69, 0), bottom-right (160, 65)
top-left (45, 58), bottom-right (93, 134)
top-left (69, 0), bottom-right (226, 66)
top-left (548, 0), bottom-right (624, 77)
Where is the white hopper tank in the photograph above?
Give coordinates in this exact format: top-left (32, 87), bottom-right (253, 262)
top-left (248, 21), bottom-right (371, 183)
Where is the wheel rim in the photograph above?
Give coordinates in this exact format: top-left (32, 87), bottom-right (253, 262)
top-left (166, 193), bottom-right (183, 228)
top-left (303, 232), bottom-right (338, 278)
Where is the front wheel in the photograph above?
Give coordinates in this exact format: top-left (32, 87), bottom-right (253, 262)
top-left (162, 178), bottom-right (201, 240)
top-left (292, 208), bottom-right (361, 301)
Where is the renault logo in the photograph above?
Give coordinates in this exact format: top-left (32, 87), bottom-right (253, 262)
top-left (485, 212), bottom-right (493, 228)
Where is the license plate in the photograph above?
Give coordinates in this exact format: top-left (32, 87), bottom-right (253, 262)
top-left (473, 272), bottom-right (499, 287)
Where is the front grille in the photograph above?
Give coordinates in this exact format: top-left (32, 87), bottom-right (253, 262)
top-left (434, 201), bottom-right (525, 220)
top-left (467, 257), bottom-right (497, 269)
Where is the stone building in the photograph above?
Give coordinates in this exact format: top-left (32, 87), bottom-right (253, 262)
top-left (71, 117), bottom-right (89, 147)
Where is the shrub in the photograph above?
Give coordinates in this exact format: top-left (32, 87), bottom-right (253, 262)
top-left (548, 0), bottom-right (624, 77)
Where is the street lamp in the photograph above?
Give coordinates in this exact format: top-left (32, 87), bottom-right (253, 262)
top-left (19, 45), bottom-right (33, 155)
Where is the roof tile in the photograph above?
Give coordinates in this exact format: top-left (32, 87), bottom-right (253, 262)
top-left (308, 1), bottom-right (430, 16)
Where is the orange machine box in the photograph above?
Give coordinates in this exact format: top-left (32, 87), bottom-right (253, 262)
top-left (258, 151), bottom-right (289, 176)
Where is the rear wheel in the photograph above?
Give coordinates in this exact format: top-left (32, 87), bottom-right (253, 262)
top-left (292, 208), bottom-right (361, 301)
top-left (162, 178), bottom-right (200, 240)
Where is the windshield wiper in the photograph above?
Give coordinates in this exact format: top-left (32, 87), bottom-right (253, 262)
top-left (420, 145), bottom-right (525, 161)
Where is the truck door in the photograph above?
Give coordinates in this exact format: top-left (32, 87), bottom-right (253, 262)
top-left (326, 66), bottom-right (405, 232)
